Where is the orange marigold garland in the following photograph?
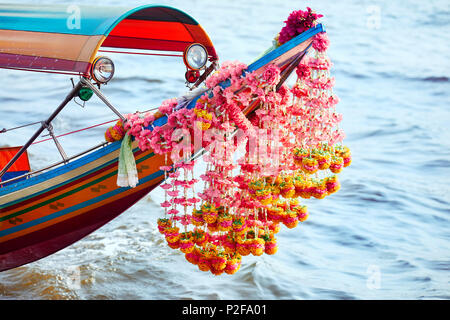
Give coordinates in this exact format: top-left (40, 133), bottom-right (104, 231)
top-left (123, 8), bottom-right (351, 276)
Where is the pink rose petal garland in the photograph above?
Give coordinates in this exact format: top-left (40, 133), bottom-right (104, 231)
top-left (118, 8), bottom-right (351, 276)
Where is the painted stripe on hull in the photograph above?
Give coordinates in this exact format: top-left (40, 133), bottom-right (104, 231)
top-left (0, 141), bottom-right (123, 206)
top-left (0, 151), bottom-right (165, 242)
top-left (0, 146), bottom-right (148, 214)
top-left (0, 166), bottom-right (163, 240)
top-left (0, 153), bottom-right (121, 214)
top-left (0, 171), bottom-right (162, 252)
top-left (0, 181), bottom-right (158, 272)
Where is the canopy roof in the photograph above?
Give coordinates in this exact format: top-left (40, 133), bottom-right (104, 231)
top-left (0, 4), bottom-right (218, 75)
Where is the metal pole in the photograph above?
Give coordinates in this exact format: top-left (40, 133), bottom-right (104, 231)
top-left (44, 122), bottom-right (68, 162)
top-left (80, 78), bottom-right (126, 122)
top-left (0, 81), bottom-right (83, 178)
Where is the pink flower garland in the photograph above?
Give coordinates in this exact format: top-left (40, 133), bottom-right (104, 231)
top-left (132, 8), bottom-right (351, 277)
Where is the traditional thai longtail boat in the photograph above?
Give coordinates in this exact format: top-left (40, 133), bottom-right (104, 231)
top-left (0, 4), bottom-right (324, 272)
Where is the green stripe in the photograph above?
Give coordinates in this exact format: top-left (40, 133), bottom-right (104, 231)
top-left (0, 153), bottom-right (118, 210)
top-left (1, 146), bottom-right (139, 209)
top-left (0, 152), bottom-right (154, 222)
top-left (0, 142), bottom-right (125, 208)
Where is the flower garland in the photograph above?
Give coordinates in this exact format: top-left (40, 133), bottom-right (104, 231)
top-left (116, 8), bottom-right (351, 276)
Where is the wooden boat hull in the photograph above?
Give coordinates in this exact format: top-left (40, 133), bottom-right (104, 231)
top-left (0, 24), bottom-right (323, 272)
top-left (0, 143), bottom-right (165, 271)
top-left (0, 178), bottom-right (157, 272)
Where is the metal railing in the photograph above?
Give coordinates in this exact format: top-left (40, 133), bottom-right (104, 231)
top-left (0, 77), bottom-right (126, 187)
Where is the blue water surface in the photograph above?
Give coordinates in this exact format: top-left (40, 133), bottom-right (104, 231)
top-left (0, 0), bottom-right (449, 300)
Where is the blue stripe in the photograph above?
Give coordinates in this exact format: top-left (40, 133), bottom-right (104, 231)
top-left (247, 24), bottom-right (323, 72)
top-left (0, 140), bottom-right (122, 199)
top-left (0, 150), bottom-right (120, 210)
top-left (0, 171), bottom-right (29, 186)
top-left (0, 145), bottom-right (156, 211)
top-left (0, 169), bottom-right (164, 238)
top-left (0, 4), bottom-right (130, 35)
top-left (0, 4), bottom-right (200, 36)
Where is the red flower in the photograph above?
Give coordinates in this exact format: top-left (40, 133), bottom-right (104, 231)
top-left (160, 201), bottom-right (172, 208)
top-left (312, 32), bottom-right (330, 52)
top-left (295, 63), bottom-right (311, 79)
top-left (262, 64), bottom-right (281, 86)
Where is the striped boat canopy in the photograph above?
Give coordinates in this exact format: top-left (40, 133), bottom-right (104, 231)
top-left (0, 4), bottom-right (218, 75)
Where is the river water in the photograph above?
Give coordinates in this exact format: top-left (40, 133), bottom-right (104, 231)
top-left (0, 0), bottom-right (449, 299)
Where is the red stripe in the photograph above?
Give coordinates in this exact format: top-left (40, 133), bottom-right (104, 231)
top-left (102, 36), bottom-right (217, 58)
top-left (102, 35), bottom-right (194, 52)
top-left (109, 20), bottom-right (194, 42)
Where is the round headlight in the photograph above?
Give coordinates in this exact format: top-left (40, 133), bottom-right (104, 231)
top-left (91, 56), bottom-right (115, 84)
top-left (183, 43), bottom-right (208, 70)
